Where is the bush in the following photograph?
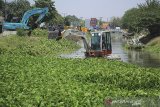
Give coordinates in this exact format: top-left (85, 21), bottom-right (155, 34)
top-left (31, 28), bottom-right (48, 37)
top-left (16, 29), bottom-right (28, 36)
top-left (145, 36), bottom-right (160, 53)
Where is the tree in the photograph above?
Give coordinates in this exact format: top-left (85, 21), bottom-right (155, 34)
top-left (122, 0), bottom-right (160, 35)
top-left (0, 0), bottom-right (4, 10)
top-left (121, 8), bottom-right (141, 32)
top-left (5, 0), bottom-right (31, 21)
top-left (0, 0), bottom-right (4, 16)
top-left (7, 0), bottom-right (30, 17)
top-left (138, 0), bottom-right (160, 36)
top-left (64, 15), bottom-right (79, 26)
top-left (35, 0), bottom-right (57, 23)
top-left (110, 17), bottom-right (122, 29)
top-left (52, 13), bottom-right (64, 25)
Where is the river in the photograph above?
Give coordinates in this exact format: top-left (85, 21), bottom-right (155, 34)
top-left (61, 30), bottom-right (160, 68)
top-left (111, 32), bottom-right (160, 68)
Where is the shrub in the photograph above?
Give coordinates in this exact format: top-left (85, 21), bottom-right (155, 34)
top-left (31, 28), bottom-right (48, 37)
top-left (16, 29), bottom-right (28, 36)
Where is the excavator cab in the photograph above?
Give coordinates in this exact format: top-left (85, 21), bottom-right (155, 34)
top-left (85, 31), bottom-right (112, 57)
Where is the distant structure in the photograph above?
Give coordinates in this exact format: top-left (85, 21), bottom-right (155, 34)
top-left (85, 18), bottom-right (98, 30)
top-left (100, 22), bottom-right (110, 30)
top-left (90, 18), bottom-right (97, 28)
top-left (85, 19), bottom-right (91, 29)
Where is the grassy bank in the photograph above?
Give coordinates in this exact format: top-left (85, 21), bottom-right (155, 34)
top-left (145, 36), bottom-right (160, 53)
top-left (0, 34), bottom-right (80, 56)
top-left (0, 30), bottom-right (160, 106)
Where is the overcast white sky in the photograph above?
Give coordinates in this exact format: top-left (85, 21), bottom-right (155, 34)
top-left (7, 0), bottom-right (146, 21)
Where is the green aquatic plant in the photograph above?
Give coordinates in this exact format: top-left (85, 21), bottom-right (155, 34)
top-left (0, 33), bottom-right (160, 106)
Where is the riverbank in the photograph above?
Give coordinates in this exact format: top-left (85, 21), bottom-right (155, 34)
top-left (145, 36), bottom-right (160, 53)
top-left (124, 33), bottom-right (160, 53)
top-left (0, 29), bottom-right (80, 56)
top-left (0, 30), bottom-right (160, 106)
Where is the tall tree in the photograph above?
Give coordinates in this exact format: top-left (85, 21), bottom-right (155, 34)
top-left (52, 13), bottom-right (64, 25)
top-left (64, 15), bottom-right (79, 26)
top-left (122, 0), bottom-right (160, 35)
top-left (138, 0), bottom-right (160, 36)
top-left (5, 0), bottom-right (31, 21)
top-left (121, 8), bottom-right (141, 32)
top-left (0, 0), bottom-right (4, 10)
top-left (0, 0), bottom-right (4, 16)
top-left (110, 17), bottom-right (122, 29)
top-left (7, 0), bottom-right (30, 17)
top-left (35, 0), bottom-right (57, 23)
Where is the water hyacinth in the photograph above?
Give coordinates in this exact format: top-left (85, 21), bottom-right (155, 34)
top-left (0, 30), bottom-right (160, 106)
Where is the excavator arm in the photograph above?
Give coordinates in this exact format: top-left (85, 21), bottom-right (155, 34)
top-left (3, 7), bottom-right (48, 30)
top-left (21, 7), bottom-right (48, 25)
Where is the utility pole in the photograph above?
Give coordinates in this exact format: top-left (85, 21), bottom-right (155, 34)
top-left (99, 17), bottom-right (102, 27)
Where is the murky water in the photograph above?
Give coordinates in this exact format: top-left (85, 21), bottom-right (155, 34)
top-left (61, 31), bottom-right (160, 68)
top-left (60, 40), bottom-right (86, 59)
top-left (111, 32), bottom-right (160, 68)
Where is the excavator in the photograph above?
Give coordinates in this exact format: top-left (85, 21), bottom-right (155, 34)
top-left (64, 29), bottom-right (112, 57)
top-left (83, 31), bottom-right (112, 57)
top-left (3, 7), bottom-right (48, 30)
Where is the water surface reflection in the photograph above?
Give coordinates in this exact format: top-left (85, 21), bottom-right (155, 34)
top-left (111, 33), bottom-right (160, 68)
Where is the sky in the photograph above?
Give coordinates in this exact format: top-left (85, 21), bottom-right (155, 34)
top-left (7, 0), bottom-right (146, 21)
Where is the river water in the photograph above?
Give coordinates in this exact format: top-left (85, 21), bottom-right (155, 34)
top-left (111, 32), bottom-right (160, 68)
top-left (61, 30), bottom-right (160, 68)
